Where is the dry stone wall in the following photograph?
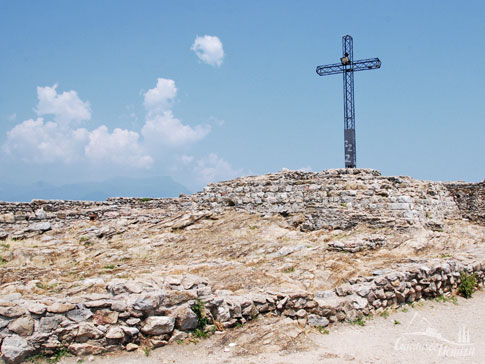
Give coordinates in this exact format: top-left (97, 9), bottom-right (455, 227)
top-left (1, 257), bottom-right (484, 363)
top-left (446, 181), bottom-right (485, 225)
top-left (2, 168), bottom-right (483, 233)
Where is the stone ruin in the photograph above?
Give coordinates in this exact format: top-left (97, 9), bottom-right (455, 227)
top-left (0, 168), bottom-right (484, 363)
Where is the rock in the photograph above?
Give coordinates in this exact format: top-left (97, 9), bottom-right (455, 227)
top-left (26, 302), bottom-right (47, 315)
top-left (76, 323), bottom-right (104, 341)
top-left (8, 316), bottom-right (34, 336)
top-left (121, 326), bottom-right (139, 337)
top-left (174, 305), bottom-right (198, 331)
top-left (47, 302), bottom-right (75, 313)
top-left (126, 343), bottom-right (139, 351)
top-left (1, 335), bottom-right (35, 364)
top-left (35, 209), bottom-right (47, 219)
top-left (67, 308), bottom-right (93, 323)
top-left (141, 316), bottom-right (175, 335)
top-left (27, 222), bottom-right (51, 232)
top-left (163, 290), bottom-right (197, 307)
top-left (169, 329), bottom-right (189, 343)
top-left (0, 318), bottom-right (10, 329)
top-left (125, 318), bottom-right (140, 326)
top-left (307, 314), bottom-right (330, 328)
top-left (39, 315), bottom-right (64, 333)
top-left (0, 231), bottom-right (8, 240)
top-left (0, 306), bottom-right (26, 318)
top-left (110, 301), bottom-right (127, 312)
top-left (132, 291), bottom-right (164, 311)
top-left (93, 310), bottom-right (118, 325)
top-left (106, 326), bottom-right (125, 340)
top-left (68, 342), bottom-right (104, 356)
top-left (84, 300), bottom-right (112, 309)
top-left (0, 213), bottom-right (15, 224)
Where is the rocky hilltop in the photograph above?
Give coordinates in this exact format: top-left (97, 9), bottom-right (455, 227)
top-left (0, 169), bottom-right (484, 363)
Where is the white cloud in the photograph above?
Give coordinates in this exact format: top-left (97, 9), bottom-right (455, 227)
top-left (142, 112), bottom-right (210, 147)
top-left (36, 84), bottom-right (91, 125)
top-left (3, 117), bottom-right (89, 164)
top-left (143, 78), bottom-right (177, 116)
top-left (194, 153), bottom-right (242, 185)
top-left (191, 35), bottom-right (224, 67)
top-left (85, 126), bottom-right (152, 168)
top-left (142, 78), bottom-right (210, 146)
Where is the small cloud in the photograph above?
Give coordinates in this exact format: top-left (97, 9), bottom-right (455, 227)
top-left (194, 153), bottom-right (242, 185)
top-left (7, 113), bottom-right (16, 121)
top-left (35, 84), bottom-right (91, 125)
top-left (142, 78), bottom-right (210, 147)
top-left (143, 78), bottom-right (177, 116)
top-left (191, 35), bottom-right (224, 67)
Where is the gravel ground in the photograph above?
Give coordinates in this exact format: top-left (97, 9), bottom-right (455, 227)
top-left (61, 290), bottom-right (485, 364)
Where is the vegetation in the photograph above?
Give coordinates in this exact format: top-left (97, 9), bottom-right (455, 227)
top-left (28, 347), bottom-right (70, 363)
top-left (380, 311), bottom-right (389, 319)
top-left (350, 317), bottom-right (365, 326)
top-left (435, 294), bottom-right (458, 305)
top-left (458, 272), bottom-right (478, 299)
top-left (190, 299), bottom-right (211, 339)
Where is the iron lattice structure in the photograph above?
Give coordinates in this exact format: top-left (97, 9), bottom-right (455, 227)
top-left (316, 35), bottom-right (381, 168)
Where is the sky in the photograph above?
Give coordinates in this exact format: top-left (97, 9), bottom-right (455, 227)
top-left (1, 0), bottom-right (484, 193)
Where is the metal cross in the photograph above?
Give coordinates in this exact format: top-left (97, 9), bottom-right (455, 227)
top-left (316, 35), bottom-right (381, 168)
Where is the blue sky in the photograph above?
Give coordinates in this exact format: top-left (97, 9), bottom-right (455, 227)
top-left (1, 0), bottom-right (484, 192)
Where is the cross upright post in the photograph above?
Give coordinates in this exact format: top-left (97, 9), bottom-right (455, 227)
top-left (316, 35), bottom-right (381, 168)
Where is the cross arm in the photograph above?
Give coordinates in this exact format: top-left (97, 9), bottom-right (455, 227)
top-left (316, 57), bottom-right (381, 76)
top-left (315, 62), bottom-right (346, 76)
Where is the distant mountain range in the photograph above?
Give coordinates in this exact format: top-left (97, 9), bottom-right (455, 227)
top-left (0, 176), bottom-right (192, 202)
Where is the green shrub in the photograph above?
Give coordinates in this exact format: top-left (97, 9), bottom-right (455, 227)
top-left (458, 272), bottom-right (477, 298)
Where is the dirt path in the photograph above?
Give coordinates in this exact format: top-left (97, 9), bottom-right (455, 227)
top-left (60, 291), bottom-right (485, 364)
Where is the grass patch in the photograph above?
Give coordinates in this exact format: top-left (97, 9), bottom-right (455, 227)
top-left (1, 242), bottom-right (9, 249)
top-left (316, 326), bottom-right (329, 334)
top-left (143, 346), bottom-right (151, 357)
top-left (103, 264), bottom-right (115, 270)
top-left (380, 311), bottom-right (389, 319)
top-left (350, 317), bottom-right (365, 326)
top-left (394, 320), bottom-right (401, 325)
top-left (140, 198), bottom-right (152, 202)
top-left (28, 347), bottom-right (70, 363)
top-left (435, 294), bottom-right (458, 305)
top-left (458, 272), bottom-right (477, 299)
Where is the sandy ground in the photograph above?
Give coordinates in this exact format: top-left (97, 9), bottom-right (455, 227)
top-left (60, 290), bottom-right (485, 364)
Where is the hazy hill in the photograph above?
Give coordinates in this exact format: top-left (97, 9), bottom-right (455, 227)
top-left (0, 176), bottom-right (191, 202)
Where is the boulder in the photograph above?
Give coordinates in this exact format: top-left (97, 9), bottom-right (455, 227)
top-left (1, 335), bottom-right (34, 364)
top-left (307, 314), bottom-right (329, 328)
top-left (141, 316), bottom-right (175, 335)
top-left (66, 307), bottom-right (93, 323)
top-left (8, 316), bottom-right (35, 336)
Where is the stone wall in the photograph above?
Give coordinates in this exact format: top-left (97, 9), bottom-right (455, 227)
top-left (1, 256), bottom-right (484, 363)
top-left (3, 168), bottom-right (482, 231)
top-left (445, 181), bottom-right (485, 225)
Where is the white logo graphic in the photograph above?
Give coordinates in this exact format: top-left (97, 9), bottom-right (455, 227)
top-left (394, 312), bottom-right (475, 357)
